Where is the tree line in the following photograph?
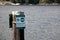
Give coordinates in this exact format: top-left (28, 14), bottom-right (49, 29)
top-left (5, 0), bottom-right (60, 4)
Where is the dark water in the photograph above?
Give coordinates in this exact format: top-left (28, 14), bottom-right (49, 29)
top-left (0, 6), bottom-right (60, 40)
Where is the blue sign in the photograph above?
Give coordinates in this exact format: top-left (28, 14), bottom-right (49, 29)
top-left (16, 12), bottom-right (25, 29)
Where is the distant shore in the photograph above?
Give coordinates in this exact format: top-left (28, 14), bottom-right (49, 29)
top-left (0, 1), bottom-right (60, 6)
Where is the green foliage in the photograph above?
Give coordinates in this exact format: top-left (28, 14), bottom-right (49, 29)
top-left (15, 0), bottom-right (21, 3)
top-left (56, 0), bottom-right (60, 3)
top-left (46, 0), bottom-right (60, 3)
top-left (13, 0), bottom-right (25, 4)
top-left (29, 0), bottom-right (39, 4)
top-left (6, 0), bottom-right (10, 1)
top-left (6, 0), bottom-right (60, 4)
top-left (46, 0), bottom-right (54, 3)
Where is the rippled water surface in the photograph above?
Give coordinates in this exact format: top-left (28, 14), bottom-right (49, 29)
top-left (0, 6), bottom-right (60, 40)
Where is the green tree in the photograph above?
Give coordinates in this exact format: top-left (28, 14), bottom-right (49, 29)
top-left (13, 0), bottom-right (25, 4)
top-left (6, 0), bottom-right (10, 1)
top-left (46, 0), bottom-right (54, 3)
top-left (56, 0), bottom-right (60, 3)
top-left (29, 0), bottom-right (39, 4)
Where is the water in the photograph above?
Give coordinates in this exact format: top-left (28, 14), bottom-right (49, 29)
top-left (0, 6), bottom-right (60, 40)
